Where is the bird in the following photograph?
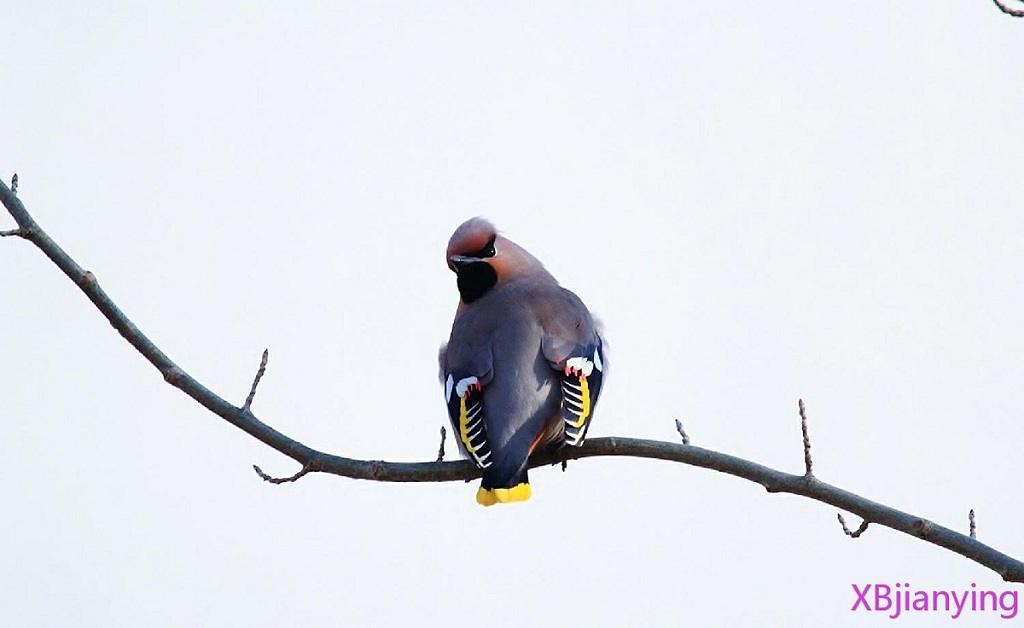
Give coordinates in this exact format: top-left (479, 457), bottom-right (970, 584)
top-left (439, 217), bottom-right (606, 506)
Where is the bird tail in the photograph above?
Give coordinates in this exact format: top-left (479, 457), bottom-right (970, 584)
top-left (477, 468), bottom-right (531, 506)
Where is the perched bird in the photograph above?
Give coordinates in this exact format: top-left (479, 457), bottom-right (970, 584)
top-left (439, 218), bottom-right (606, 506)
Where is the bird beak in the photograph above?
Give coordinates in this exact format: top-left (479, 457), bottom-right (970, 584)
top-left (448, 254), bottom-right (482, 271)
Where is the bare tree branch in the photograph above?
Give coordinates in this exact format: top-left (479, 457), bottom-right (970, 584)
top-left (243, 349), bottom-right (269, 411)
top-left (674, 419), bottom-right (690, 445)
top-left (838, 513), bottom-right (871, 539)
top-left (3, 176), bottom-right (1023, 583)
top-left (798, 398), bottom-right (813, 476)
top-left (993, 0), bottom-right (1024, 17)
top-left (253, 463), bottom-right (311, 484)
top-left (436, 426), bottom-right (447, 462)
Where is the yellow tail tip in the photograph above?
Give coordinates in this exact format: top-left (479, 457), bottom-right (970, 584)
top-left (476, 483), bottom-right (531, 506)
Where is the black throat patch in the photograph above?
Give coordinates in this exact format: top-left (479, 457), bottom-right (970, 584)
top-left (457, 261), bottom-right (498, 304)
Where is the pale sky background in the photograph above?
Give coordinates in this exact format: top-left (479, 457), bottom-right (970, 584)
top-left (2, 3), bottom-right (1023, 626)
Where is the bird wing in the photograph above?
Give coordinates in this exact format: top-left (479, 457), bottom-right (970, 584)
top-left (440, 335), bottom-right (497, 471)
top-left (537, 286), bottom-right (607, 447)
top-left (558, 341), bottom-right (605, 446)
top-left (443, 368), bottom-right (493, 469)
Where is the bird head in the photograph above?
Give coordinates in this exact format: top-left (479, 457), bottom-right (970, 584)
top-left (446, 217), bottom-right (552, 304)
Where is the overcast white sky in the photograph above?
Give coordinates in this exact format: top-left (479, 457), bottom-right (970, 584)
top-left (3, 2), bottom-right (1023, 626)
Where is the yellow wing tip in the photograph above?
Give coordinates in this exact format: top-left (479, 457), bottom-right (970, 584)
top-left (476, 483), bottom-right (532, 506)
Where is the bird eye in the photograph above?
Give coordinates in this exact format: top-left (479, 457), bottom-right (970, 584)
top-left (471, 236), bottom-right (496, 259)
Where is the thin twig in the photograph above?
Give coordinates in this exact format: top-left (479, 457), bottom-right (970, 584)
top-left (799, 398), bottom-right (813, 476)
top-left (10, 173), bottom-right (17, 195)
top-left (4, 177), bottom-right (1024, 583)
top-left (675, 419), bottom-right (690, 445)
top-left (436, 426), bottom-right (447, 462)
top-left (993, 0), bottom-right (1024, 17)
top-left (243, 349), bottom-right (269, 410)
top-left (838, 513), bottom-right (870, 538)
top-left (970, 509), bottom-right (977, 539)
top-left (0, 229), bottom-right (25, 237)
top-left (253, 464), bottom-right (311, 484)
